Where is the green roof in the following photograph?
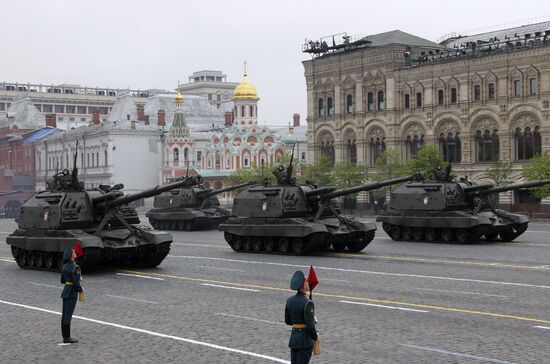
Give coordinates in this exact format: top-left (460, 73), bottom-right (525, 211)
top-left (171, 110), bottom-right (187, 129)
top-left (361, 30), bottom-right (443, 48)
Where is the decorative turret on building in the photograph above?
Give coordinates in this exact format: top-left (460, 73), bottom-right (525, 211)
top-left (164, 86), bottom-right (194, 173)
top-left (232, 62), bottom-right (259, 126)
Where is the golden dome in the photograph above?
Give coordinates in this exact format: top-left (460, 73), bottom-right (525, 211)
top-left (233, 62), bottom-right (259, 100)
top-left (175, 90), bottom-right (184, 103)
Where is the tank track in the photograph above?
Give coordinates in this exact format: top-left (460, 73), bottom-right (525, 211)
top-left (127, 242), bottom-right (171, 268)
top-left (149, 218), bottom-right (221, 231)
top-left (11, 246), bottom-right (102, 272)
top-left (381, 222), bottom-right (528, 243)
top-left (223, 230), bottom-right (374, 255)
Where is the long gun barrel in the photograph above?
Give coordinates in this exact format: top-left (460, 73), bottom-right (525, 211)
top-left (197, 181), bottom-right (252, 198)
top-left (466, 179), bottom-right (550, 197)
top-left (305, 186), bottom-right (337, 197)
top-left (317, 173), bottom-right (424, 201)
top-left (100, 178), bottom-right (198, 209)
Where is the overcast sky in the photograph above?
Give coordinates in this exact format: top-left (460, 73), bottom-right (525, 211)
top-left (2, 0), bottom-right (549, 126)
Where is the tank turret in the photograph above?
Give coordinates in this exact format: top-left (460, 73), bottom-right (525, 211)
top-left (146, 180), bottom-right (251, 231)
top-left (6, 144), bottom-right (195, 272)
top-left (377, 164), bottom-right (550, 243)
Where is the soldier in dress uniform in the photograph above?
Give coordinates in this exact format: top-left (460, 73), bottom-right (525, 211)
top-left (285, 270), bottom-right (318, 364)
top-left (60, 248), bottom-right (83, 344)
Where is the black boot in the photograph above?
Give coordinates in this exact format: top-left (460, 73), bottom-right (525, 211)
top-left (62, 324), bottom-right (78, 344)
top-left (63, 337), bottom-right (78, 344)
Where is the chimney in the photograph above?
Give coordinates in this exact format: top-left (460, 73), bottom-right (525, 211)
top-left (144, 115), bottom-right (150, 125)
top-left (92, 109), bottom-right (100, 125)
top-left (157, 109), bottom-right (166, 126)
top-left (45, 114), bottom-right (57, 128)
top-left (293, 113), bottom-right (300, 127)
top-left (137, 105), bottom-right (145, 121)
top-left (224, 111), bottom-right (233, 126)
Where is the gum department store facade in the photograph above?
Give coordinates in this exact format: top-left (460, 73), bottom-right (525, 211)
top-left (304, 23), bottom-right (550, 204)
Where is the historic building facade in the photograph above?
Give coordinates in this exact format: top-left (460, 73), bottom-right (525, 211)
top-left (304, 23), bottom-right (550, 204)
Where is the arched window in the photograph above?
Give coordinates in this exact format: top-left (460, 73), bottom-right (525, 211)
top-left (488, 83), bottom-right (495, 99)
top-left (404, 94), bottom-right (410, 108)
top-left (405, 134), bottom-right (424, 159)
top-left (249, 105), bottom-right (254, 117)
top-left (437, 90), bottom-right (444, 105)
top-left (451, 88), bottom-right (457, 104)
top-left (173, 148), bottom-right (179, 162)
top-left (439, 132), bottom-right (461, 163)
top-left (369, 137), bottom-right (386, 166)
top-left (184, 147), bottom-right (189, 162)
top-left (104, 150), bottom-right (108, 166)
top-left (346, 95), bottom-right (353, 114)
top-left (530, 78), bottom-right (538, 95)
top-left (318, 99), bottom-right (324, 117)
top-left (241, 105), bottom-right (245, 117)
top-left (327, 97), bottom-right (334, 116)
top-left (475, 129), bottom-right (499, 162)
top-left (346, 139), bottom-right (357, 164)
top-left (377, 91), bottom-right (384, 110)
top-left (367, 92), bottom-right (374, 111)
top-left (320, 140), bottom-right (335, 166)
top-left (474, 85), bottom-right (481, 101)
top-left (515, 126), bottom-right (542, 160)
top-left (416, 92), bottom-right (422, 107)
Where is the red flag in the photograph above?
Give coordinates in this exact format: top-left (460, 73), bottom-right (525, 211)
top-left (74, 241), bottom-right (84, 258)
top-left (308, 265), bottom-right (319, 290)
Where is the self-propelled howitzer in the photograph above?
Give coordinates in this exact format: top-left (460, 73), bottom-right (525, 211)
top-left (6, 176), bottom-right (197, 271)
top-left (377, 176), bottom-right (550, 243)
top-left (146, 180), bottom-right (251, 231)
top-left (219, 173), bottom-right (423, 255)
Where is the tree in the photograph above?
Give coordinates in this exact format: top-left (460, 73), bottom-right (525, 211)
top-left (371, 148), bottom-right (407, 200)
top-left (372, 148), bottom-right (407, 181)
top-left (301, 155), bottom-right (332, 187)
top-left (330, 162), bottom-right (368, 189)
top-left (404, 145), bottom-right (446, 180)
top-left (480, 160), bottom-right (512, 186)
top-left (226, 163), bottom-right (272, 186)
top-left (523, 151), bottom-right (550, 199)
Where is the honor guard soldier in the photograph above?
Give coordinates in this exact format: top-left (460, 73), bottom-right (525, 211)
top-left (60, 247), bottom-right (83, 344)
top-left (285, 270), bottom-right (318, 364)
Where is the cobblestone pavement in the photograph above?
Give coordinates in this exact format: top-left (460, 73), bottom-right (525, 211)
top-left (1, 218), bottom-right (550, 363)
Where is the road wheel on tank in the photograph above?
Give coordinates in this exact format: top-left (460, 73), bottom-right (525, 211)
top-left (292, 238), bottom-right (306, 255)
top-left (56, 252), bottom-right (64, 271)
top-left (412, 227), bottom-right (423, 240)
top-left (139, 243), bottom-right (171, 268)
top-left (242, 237), bottom-right (252, 251)
top-left (332, 240), bottom-right (346, 251)
top-left (232, 236), bottom-right (243, 251)
top-left (149, 218), bottom-right (156, 229)
top-left (224, 232), bottom-right (233, 244)
top-left (402, 227), bottom-right (412, 240)
top-left (35, 252), bottom-right (44, 268)
top-left (264, 237), bottom-right (275, 252)
top-left (27, 251), bottom-right (36, 267)
top-left (44, 252), bottom-right (55, 269)
top-left (184, 221), bottom-right (193, 231)
top-left (499, 226), bottom-right (516, 242)
top-left (278, 238), bottom-right (290, 253)
top-left (382, 223), bottom-right (392, 233)
top-left (347, 232), bottom-right (371, 252)
top-left (11, 246), bottom-right (19, 259)
top-left (441, 228), bottom-right (454, 243)
top-left (484, 231), bottom-right (499, 241)
top-left (252, 237), bottom-right (263, 252)
top-left (456, 229), bottom-right (471, 244)
top-left (390, 226), bottom-right (402, 240)
top-left (16, 249), bottom-right (27, 268)
top-left (424, 228), bottom-right (437, 242)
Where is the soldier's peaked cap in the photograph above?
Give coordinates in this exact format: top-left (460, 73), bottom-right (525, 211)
top-left (290, 270), bottom-right (305, 290)
top-left (63, 248), bottom-right (73, 261)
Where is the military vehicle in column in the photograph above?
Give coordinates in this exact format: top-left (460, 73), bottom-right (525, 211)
top-left (219, 149), bottom-right (423, 255)
top-left (377, 163), bottom-right (550, 243)
top-left (146, 177), bottom-right (251, 231)
top-left (6, 146), bottom-right (199, 271)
